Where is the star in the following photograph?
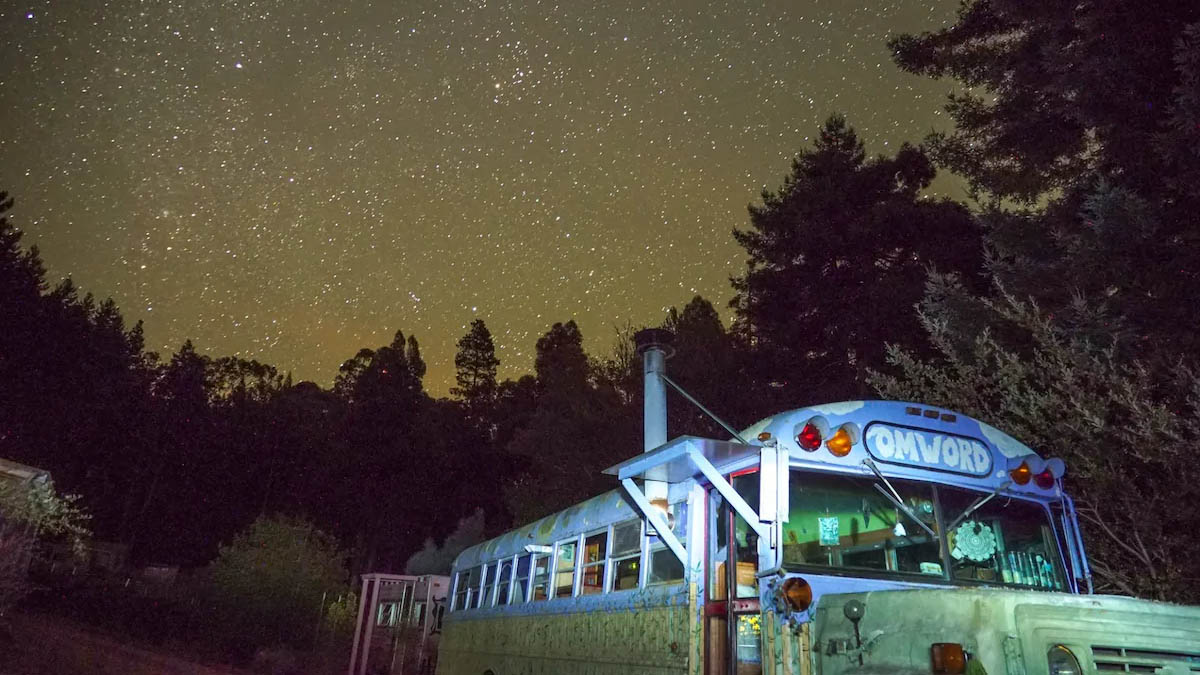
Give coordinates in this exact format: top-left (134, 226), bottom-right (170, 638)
top-left (0, 0), bottom-right (964, 393)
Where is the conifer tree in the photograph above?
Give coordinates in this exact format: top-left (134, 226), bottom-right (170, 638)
top-left (891, 2), bottom-right (1200, 367)
top-left (451, 319), bottom-right (500, 408)
top-left (731, 115), bottom-right (980, 402)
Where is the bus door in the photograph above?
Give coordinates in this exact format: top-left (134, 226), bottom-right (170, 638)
top-left (706, 482), bottom-right (764, 675)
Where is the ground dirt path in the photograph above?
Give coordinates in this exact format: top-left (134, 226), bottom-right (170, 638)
top-left (1, 612), bottom-right (251, 675)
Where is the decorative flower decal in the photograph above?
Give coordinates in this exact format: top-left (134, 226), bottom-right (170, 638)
top-left (952, 520), bottom-right (997, 561)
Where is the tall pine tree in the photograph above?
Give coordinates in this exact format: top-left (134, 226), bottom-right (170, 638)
top-left (891, 3), bottom-right (1200, 363)
top-left (451, 319), bottom-right (500, 409)
top-left (731, 115), bottom-right (981, 402)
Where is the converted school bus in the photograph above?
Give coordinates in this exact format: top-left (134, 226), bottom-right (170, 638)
top-left (438, 330), bottom-right (1200, 675)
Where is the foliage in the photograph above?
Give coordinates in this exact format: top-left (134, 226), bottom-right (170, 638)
top-left (206, 515), bottom-right (348, 653)
top-left (503, 321), bottom-right (639, 523)
top-left (871, 280), bottom-right (1200, 602)
top-left (321, 590), bottom-right (358, 638)
top-left (533, 320), bottom-right (591, 392)
top-left (730, 115), bottom-right (981, 402)
top-left (451, 319), bottom-right (501, 408)
top-left (891, 5), bottom-right (1200, 364)
top-left (658, 296), bottom-right (764, 434)
top-left (0, 475), bottom-right (90, 616)
top-left (880, 2), bottom-right (1200, 605)
top-left (1, 192), bottom-right (158, 559)
top-left (405, 508), bottom-right (486, 576)
top-left (890, 0), bottom-right (1200, 203)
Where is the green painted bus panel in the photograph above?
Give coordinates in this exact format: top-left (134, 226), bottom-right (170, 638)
top-left (437, 604), bottom-right (691, 675)
top-left (808, 588), bottom-right (1200, 675)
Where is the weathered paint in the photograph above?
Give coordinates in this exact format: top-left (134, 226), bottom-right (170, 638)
top-left (752, 400), bottom-right (1062, 500)
top-left (439, 400), bottom-right (1200, 675)
top-left (455, 490), bottom-right (638, 572)
top-left (807, 588), bottom-right (1200, 675)
top-left (438, 587), bottom-right (691, 674)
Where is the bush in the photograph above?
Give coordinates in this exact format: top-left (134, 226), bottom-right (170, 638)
top-left (205, 515), bottom-right (349, 658)
top-left (0, 475), bottom-right (89, 618)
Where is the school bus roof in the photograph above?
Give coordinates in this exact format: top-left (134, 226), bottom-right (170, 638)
top-left (453, 489), bottom-right (639, 570)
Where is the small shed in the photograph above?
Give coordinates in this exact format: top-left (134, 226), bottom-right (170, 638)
top-left (348, 573), bottom-right (449, 675)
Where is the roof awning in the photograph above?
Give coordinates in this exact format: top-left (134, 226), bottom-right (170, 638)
top-left (602, 435), bottom-right (760, 482)
top-left (605, 435), bottom-right (779, 559)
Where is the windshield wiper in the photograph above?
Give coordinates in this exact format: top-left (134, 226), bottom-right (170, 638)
top-left (862, 458), bottom-right (938, 539)
top-left (946, 481), bottom-right (1012, 533)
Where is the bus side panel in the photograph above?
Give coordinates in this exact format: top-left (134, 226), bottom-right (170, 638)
top-left (437, 601), bottom-right (690, 675)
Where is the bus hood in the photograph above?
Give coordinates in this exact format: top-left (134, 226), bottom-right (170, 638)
top-left (809, 587), bottom-right (1200, 674)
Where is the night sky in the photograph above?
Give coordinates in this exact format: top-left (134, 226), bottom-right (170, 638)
top-left (1, 0), bottom-right (961, 393)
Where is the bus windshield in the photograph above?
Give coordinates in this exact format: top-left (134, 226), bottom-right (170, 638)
top-left (779, 470), bottom-right (1066, 589)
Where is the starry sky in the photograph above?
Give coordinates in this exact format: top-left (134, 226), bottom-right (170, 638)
top-left (0, 0), bottom-right (962, 394)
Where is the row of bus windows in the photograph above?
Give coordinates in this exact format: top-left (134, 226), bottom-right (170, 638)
top-left (451, 517), bottom-right (685, 611)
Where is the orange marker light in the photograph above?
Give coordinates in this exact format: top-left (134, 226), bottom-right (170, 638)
top-left (826, 428), bottom-right (853, 457)
top-left (780, 576), bottom-right (813, 612)
top-left (931, 643), bottom-right (967, 674)
top-left (1010, 461), bottom-right (1032, 485)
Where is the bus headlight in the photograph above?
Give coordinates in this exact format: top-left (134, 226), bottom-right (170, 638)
top-left (1047, 645), bottom-right (1081, 675)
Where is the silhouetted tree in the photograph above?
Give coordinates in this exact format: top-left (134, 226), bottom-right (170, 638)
top-left (0, 195), bottom-right (159, 553)
top-left (451, 319), bottom-right (500, 409)
top-left (891, 6), bottom-right (1200, 364)
top-left (333, 331), bottom-right (443, 572)
top-left (891, 0), bottom-right (1200, 203)
top-left (503, 322), bottom-right (639, 522)
top-left (660, 296), bottom-right (764, 434)
top-left (731, 115), bottom-right (981, 403)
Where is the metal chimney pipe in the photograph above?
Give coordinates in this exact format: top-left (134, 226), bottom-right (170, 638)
top-left (633, 328), bottom-right (674, 524)
top-left (634, 328), bottom-right (673, 451)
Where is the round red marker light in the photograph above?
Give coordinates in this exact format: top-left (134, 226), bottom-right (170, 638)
top-left (797, 423), bottom-right (822, 451)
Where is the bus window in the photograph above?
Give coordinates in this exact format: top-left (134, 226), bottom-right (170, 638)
top-left (481, 562), bottom-right (497, 607)
top-left (463, 566), bottom-right (481, 609)
top-left (710, 490), bottom-right (729, 599)
top-left (733, 516), bottom-right (760, 598)
top-left (648, 545), bottom-right (684, 584)
top-left (554, 540), bottom-right (578, 598)
top-left (940, 486), bottom-right (1065, 589)
top-left (531, 553), bottom-right (550, 600)
top-left (783, 471), bottom-right (941, 576)
top-left (514, 554), bottom-right (531, 602)
top-left (497, 558), bottom-right (514, 605)
top-left (452, 570), bottom-right (469, 610)
top-left (649, 500), bottom-right (687, 585)
top-left (609, 519), bottom-right (641, 591)
top-left (581, 531), bottom-right (607, 595)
